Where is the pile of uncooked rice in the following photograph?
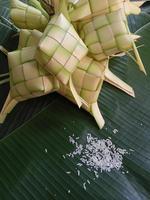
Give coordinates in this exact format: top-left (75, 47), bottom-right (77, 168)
top-left (66, 133), bottom-right (128, 173)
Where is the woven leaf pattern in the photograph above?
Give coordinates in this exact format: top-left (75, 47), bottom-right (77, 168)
top-left (8, 47), bottom-right (59, 101)
top-left (59, 57), bottom-right (107, 110)
top-left (10, 0), bottom-right (49, 31)
top-left (68, 0), bottom-right (140, 21)
top-left (0, 0), bottom-right (145, 128)
top-left (36, 13), bottom-right (88, 84)
top-left (18, 29), bottom-right (42, 49)
top-left (69, 0), bottom-right (125, 21)
top-left (78, 10), bottom-right (132, 61)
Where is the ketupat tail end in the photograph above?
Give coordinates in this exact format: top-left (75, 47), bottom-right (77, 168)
top-left (0, 46), bottom-right (8, 56)
top-left (133, 42), bottom-right (147, 75)
top-left (124, 12), bottom-right (147, 75)
top-left (124, 1), bottom-right (141, 15)
top-left (132, 1), bottom-right (145, 8)
top-left (0, 114), bottom-right (7, 124)
top-left (104, 68), bottom-right (135, 97)
top-left (91, 102), bottom-right (105, 129)
top-left (131, 34), bottom-right (141, 41)
top-left (0, 93), bottom-right (18, 123)
top-left (69, 77), bottom-right (82, 108)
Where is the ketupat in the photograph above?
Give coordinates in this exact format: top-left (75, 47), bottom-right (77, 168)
top-left (0, 0), bottom-right (146, 129)
top-left (36, 13), bottom-right (88, 107)
top-left (0, 30), bottom-right (135, 128)
top-left (10, 0), bottom-right (49, 31)
top-left (0, 46), bottom-right (59, 123)
top-left (77, 10), bottom-right (134, 60)
top-left (18, 29), bottom-right (42, 49)
top-left (59, 56), bottom-right (135, 129)
top-left (68, 0), bottom-right (146, 74)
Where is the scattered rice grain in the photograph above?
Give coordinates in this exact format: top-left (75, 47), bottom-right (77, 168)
top-left (77, 170), bottom-right (80, 176)
top-left (113, 129), bottom-right (118, 134)
top-left (68, 190), bottom-right (71, 194)
top-left (66, 171), bottom-right (71, 174)
top-left (45, 148), bottom-right (48, 153)
top-left (83, 182), bottom-right (86, 190)
top-left (65, 133), bottom-right (129, 179)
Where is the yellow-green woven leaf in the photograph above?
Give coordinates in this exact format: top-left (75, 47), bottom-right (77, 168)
top-left (58, 53), bottom-right (135, 128)
top-left (10, 0), bottom-right (49, 31)
top-left (58, 56), bottom-right (107, 128)
top-left (78, 10), bottom-right (133, 61)
top-left (59, 56), bottom-right (105, 107)
top-left (0, 46), bottom-right (59, 124)
top-left (8, 46), bottom-right (59, 101)
top-left (69, 0), bottom-right (141, 21)
top-left (18, 29), bottom-right (42, 49)
top-left (36, 13), bottom-right (88, 85)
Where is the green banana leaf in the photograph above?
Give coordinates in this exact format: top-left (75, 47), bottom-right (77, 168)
top-left (128, 12), bottom-right (150, 32)
top-left (0, 3), bottom-right (150, 200)
top-left (0, 0), bottom-right (10, 8)
top-left (141, 1), bottom-right (150, 14)
top-left (0, 0), bottom-right (18, 45)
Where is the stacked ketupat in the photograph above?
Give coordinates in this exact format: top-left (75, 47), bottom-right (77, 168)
top-left (0, 0), bottom-right (146, 128)
top-left (57, 0), bottom-right (145, 128)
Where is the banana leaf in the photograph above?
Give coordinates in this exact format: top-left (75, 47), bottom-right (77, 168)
top-left (0, 0), bottom-right (10, 8)
top-left (141, 1), bottom-right (150, 14)
top-left (0, 4), bottom-right (150, 200)
top-left (128, 12), bottom-right (150, 32)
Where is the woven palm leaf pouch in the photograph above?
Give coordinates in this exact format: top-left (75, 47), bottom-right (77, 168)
top-left (10, 0), bottom-right (49, 31)
top-left (69, 0), bottom-right (146, 74)
top-left (36, 13), bottom-right (88, 107)
top-left (0, 46), bottom-right (59, 123)
top-left (15, 5), bottom-right (134, 129)
top-left (59, 56), bottom-right (135, 129)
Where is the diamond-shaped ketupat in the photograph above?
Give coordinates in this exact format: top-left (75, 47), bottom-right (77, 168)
top-left (0, 46), bottom-right (59, 123)
top-left (78, 10), bottom-right (132, 61)
top-left (58, 56), bottom-right (134, 129)
top-left (36, 13), bottom-right (88, 108)
top-left (0, 0), bottom-right (145, 128)
top-left (36, 13), bottom-right (88, 85)
top-left (10, 0), bottom-right (49, 31)
top-left (76, 7), bottom-right (146, 74)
